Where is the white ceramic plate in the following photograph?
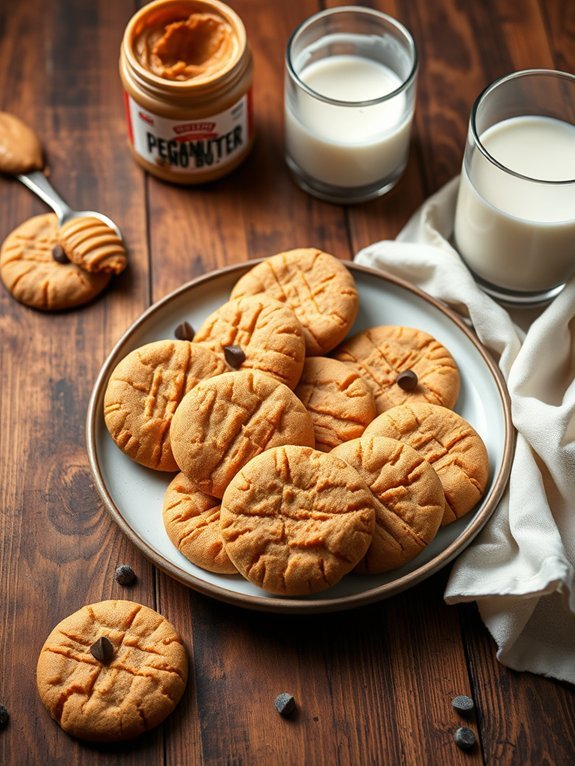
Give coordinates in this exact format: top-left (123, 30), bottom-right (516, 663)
top-left (87, 262), bottom-right (514, 613)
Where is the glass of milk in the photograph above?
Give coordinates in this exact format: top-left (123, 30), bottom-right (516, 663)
top-left (284, 7), bottom-right (418, 204)
top-left (454, 69), bottom-right (575, 306)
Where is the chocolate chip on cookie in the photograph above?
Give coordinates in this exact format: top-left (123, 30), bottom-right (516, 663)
top-left (195, 294), bottom-right (306, 389)
top-left (333, 325), bottom-right (460, 414)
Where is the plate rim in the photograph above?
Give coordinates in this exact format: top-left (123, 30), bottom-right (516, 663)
top-left (86, 260), bottom-right (515, 614)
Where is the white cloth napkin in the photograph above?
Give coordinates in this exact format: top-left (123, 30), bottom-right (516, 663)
top-left (354, 177), bottom-right (575, 684)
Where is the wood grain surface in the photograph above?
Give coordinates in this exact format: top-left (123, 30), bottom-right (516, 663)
top-left (0, 1), bottom-right (574, 764)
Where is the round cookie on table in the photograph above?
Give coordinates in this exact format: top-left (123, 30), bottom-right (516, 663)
top-left (194, 293), bottom-right (306, 389)
top-left (36, 600), bottom-right (188, 742)
top-left (104, 339), bottom-right (226, 472)
top-left (332, 325), bottom-right (461, 414)
top-left (294, 356), bottom-right (377, 451)
top-left (331, 435), bottom-right (445, 573)
top-left (363, 402), bottom-right (489, 526)
top-left (170, 369), bottom-right (315, 499)
top-left (163, 472), bottom-right (236, 574)
top-left (0, 213), bottom-right (111, 310)
top-left (219, 445), bottom-right (376, 596)
top-left (230, 247), bottom-right (359, 356)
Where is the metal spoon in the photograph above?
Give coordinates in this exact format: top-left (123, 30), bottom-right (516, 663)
top-left (16, 170), bottom-right (123, 239)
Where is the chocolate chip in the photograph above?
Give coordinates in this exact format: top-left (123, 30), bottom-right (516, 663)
top-left (224, 344), bottom-right (246, 369)
top-left (114, 564), bottom-right (137, 586)
top-left (174, 321), bottom-right (195, 342)
top-left (274, 692), bottom-right (296, 717)
top-left (52, 244), bottom-right (69, 264)
top-left (396, 369), bottom-right (418, 391)
top-left (452, 695), bottom-right (475, 715)
top-left (0, 704), bottom-right (9, 730)
top-left (90, 636), bottom-right (114, 664)
top-left (454, 726), bottom-right (476, 751)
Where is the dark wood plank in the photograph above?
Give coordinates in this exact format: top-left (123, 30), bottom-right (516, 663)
top-left (0, 1), bottom-right (158, 764)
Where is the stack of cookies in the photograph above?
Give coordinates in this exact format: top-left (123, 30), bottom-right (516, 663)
top-left (103, 247), bottom-right (489, 597)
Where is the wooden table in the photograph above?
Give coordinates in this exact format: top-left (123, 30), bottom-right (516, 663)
top-left (1, 1), bottom-right (574, 763)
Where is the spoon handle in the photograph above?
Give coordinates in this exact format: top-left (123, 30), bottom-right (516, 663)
top-left (15, 171), bottom-right (71, 223)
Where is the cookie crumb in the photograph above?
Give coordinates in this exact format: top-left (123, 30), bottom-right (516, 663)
top-left (274, 692), bottom-right (296, 717)
top-left (114, 564), bottom-right (137, 586)
top-left (454, 726), bottom-right (476, 751)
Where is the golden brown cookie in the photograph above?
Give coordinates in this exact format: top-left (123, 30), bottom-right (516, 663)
top-left (163, 472), bottom-right (236, 574)
top-left (331, 436), bottom-right (445, 573)
top-left (104, 340), bottom-right (226, 471)
top-left (0, 213), bottom-right (110, 310)
top-left (295, 357), bottom-right (377, 451)
top-left (194, 294), bottom-right (306, 389)
top-left (170, 369), bottom-right (316, 498)
top-left (59, 217), bottom-right (128, 275)
top-left (364, 402), bottom-right (489, 525)
top-left (220, 445), bottom-right (376, 595)
top-left (36, 600), bottom-right (188, 742)
top-left (333, 325), bottom-right (461, 414)
top-left (230, 248), bottom-right (359, 355)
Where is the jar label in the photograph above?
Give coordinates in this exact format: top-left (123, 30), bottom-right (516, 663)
top-left (124, 91), bottom-right (251, 174)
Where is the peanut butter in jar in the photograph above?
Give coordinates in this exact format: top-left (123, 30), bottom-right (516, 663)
top-left (119, 0), bottom-right (254, 184)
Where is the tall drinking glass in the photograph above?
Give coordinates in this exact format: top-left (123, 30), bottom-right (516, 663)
top-left (454, 69), bottom-right (575, 305)
top-left (284, 7), bottom-right (418, 204)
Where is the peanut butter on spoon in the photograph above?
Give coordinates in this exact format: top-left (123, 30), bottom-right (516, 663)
top-left (0, 112), bottom-right (44, 174)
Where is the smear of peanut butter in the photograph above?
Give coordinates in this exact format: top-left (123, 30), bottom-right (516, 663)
top-left (0, 112), bottom-right (44, 174)
top-left (134, 12), bottom-right (236, 81)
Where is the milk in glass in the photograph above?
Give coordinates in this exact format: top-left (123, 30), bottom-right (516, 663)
top-left (454, 115), bottom-right (575, 292)
top-left (285, 55), bottom-right (413, 188)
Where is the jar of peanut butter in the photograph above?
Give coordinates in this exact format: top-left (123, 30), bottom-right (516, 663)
top-left (119, 0), bottom-right (253, 184)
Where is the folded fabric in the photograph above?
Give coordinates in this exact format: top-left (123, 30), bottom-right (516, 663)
top-left (354, 177), bottom-right (575, 684)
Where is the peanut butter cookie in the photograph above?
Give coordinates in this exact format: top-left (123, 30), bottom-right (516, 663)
top-left (170, 369), bottom-right (315, 498)
top-left (163, 472), bottom-right (236, 574)
top-left (0, 213), bottom-right (110, 310)
top-left (194, 294), bottom-right (306, 389)
top-left (59, 216), bottom-right (128, 275)
top-left (104, 340), bottom-right (226, 471)
top-left (230, 248), bottom-right (359, 355)
top-left (364, 402), bottom-right (489, 525)
top-left (295, 357), bottom-right (377, 451)
top-left (220, 445), bottom-right (376, 595)
top-left (331, 436), bottom-right (445, 573)
top-left (36, 600), bottom-right (188, 742)
top-left (333, 325), bottom-right (460, 414)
